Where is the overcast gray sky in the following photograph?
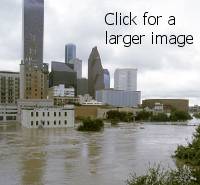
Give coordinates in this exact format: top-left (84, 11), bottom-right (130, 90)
top-left (0, 0), bottom-right (200, 105)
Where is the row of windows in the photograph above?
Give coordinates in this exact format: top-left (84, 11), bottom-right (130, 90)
top-left (30, 120), bottom-right (68, 126)
top-left (0, 116), bottom-right (17, 121)
top-left (31, 111), bottom-right (68, 117)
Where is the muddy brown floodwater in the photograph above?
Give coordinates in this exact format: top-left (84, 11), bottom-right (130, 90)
top-left (0, 122), bottom-right (197, 185)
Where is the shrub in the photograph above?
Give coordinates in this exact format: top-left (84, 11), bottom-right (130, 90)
top-left (126, 165), bottom-right (199, 185)
top-left (77, 117), bottom-right (104, 132)
top-left (193, 113), bottom-right (200, 119)
top-left (175, 125), bottom-right (200, 166)
top-left (135, 111), bottom-right (152, 121)
top-left (151, 113), bottom-right (169, 122)
top-left (107, 110), bottom-right (134, 123)
top-left (170, 111), bottom-right (192, 121)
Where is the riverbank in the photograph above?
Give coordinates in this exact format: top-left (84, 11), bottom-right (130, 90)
top-left (126, 124), bottom-right (200, 184)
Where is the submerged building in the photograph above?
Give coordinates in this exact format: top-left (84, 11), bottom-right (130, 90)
top-left (21, 105), bottom-right (74, 128)
top-left (88, 47), bottom-right (105, 98)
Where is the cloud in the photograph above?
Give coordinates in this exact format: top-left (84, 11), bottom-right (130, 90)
top-left (0, 0), bottom-right (200, 105)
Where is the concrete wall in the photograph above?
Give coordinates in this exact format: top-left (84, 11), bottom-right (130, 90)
top-left (75, 106), bottom-right (99, 119)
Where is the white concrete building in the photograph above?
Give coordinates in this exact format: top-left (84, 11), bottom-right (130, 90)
top-left (17, 99), bottom-right (54, 122)
top-left (114, 68), bottom-right (137, 91)
top-left (21, 105), bottom-right (74, 128)
top-left (0, 105), bottom-right (18, 123)
top-left (48, 84), bottom-right (75, 98)
top-left (78, 94), bottom-right (93, 104)
top-left (154, 103), bottom-right (164, 112)
top-left (96, 89), bottom-right (141, 107)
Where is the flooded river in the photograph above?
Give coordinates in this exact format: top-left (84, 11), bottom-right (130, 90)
top-left (0, 122), bottom-right (197, 185)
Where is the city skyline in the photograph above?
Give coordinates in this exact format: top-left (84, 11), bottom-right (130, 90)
top-left (0, 0), bottom-right (200, 104)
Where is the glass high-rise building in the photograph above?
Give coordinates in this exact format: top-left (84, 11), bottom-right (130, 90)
top-left (69, 58), bottom-right (82, 79)
top-left (21, 0), bottom-right (48, 99)
top-left (65, 44), bottom-right (76, 63)
top-left (88, 47), bottom-right (105, 97)
top-left (23, 0), bottom-right (44, 65)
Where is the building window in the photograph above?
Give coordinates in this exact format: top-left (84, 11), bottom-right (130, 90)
top-left (36, 121), bottom-right (39, 126)
top-left (59, 120), bottom-right (61, 125)
top-left (47, 121), bottom-right (49, 125)
top-left (59, 112), bottom-right (61, 117)
top-left (31, 121), bottom-right (34, 126)
top-left (47, 112), bottom-right (50, 116)
top-left (42, 121), bottom-right (45, 126)
top-left (65, 120), bottom-right (67, 125)
top-left (36, 112), bottom-right (39, 117)
top-left (54, 112), bottom-right (56, 117)
top-left (31, 112), bottom-right (34, 117)
top-left (65, 112), bottom-right (67, 116)
top-left (54, 121), bottom-right (56, 125)
top-left (43, 112), bottom-right (45, 116)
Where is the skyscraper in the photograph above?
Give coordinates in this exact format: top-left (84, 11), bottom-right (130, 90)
top-left (23, 0), bottom-right (44, 65)
top-left (103, 69), bottom-right (110, 89)
top-left (114, 69), bottom-right (137, 91)
top-left (20, 0), bottom-right (48, 99)
top-left (68, 58), bottom-right (82, 79)
top-left (88, 47), bottom-right (105, 97)
top-left (65, 44), bottom-right (76, 63)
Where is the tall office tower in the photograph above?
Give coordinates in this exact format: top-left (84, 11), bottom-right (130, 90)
top-left (23, 0), bottom-right (44, 66)
top-left (68, 58), bottom-right (82, 79)
top-left (114, 68), bottom-right (137, 91)
top-left (88, 46), bottom-right (105, 97)
top-left (20, 0), bottom-right (48, 99)
top-left (65, 44), bottom-right (76, 63)
top-left (0, 71), bottom-right (20, 104)
top-left (103, 69), bottom-right (110, 89)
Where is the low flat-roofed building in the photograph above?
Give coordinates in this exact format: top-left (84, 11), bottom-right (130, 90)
top-left (21, 105), bottom-right (74, 128)
top-left (96, 89), bottom-right (141, 108)
top-left (142, 99), bottom-right (189, 112)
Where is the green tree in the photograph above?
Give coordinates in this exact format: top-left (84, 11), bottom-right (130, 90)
top-left (77, 117), bottom-right (104, 132)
